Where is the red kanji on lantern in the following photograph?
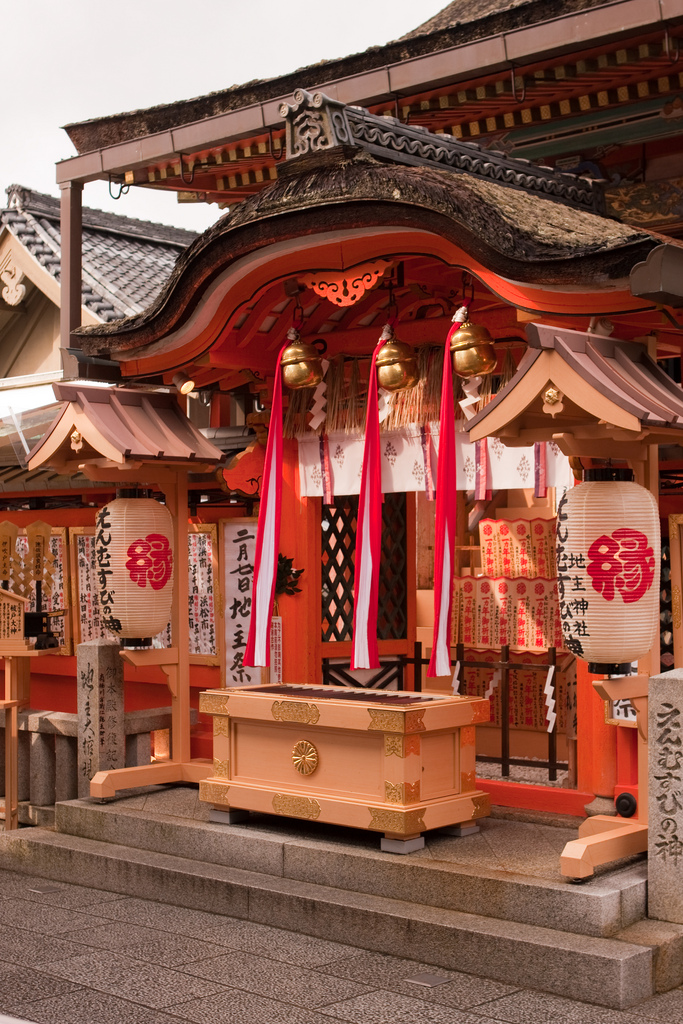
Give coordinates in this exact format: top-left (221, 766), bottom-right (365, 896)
top-left (126, 534), bottom-right (173, 591)
top-left (586, 528), bottom-right (655, 604)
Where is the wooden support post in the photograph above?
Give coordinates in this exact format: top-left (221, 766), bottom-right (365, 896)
top-left (280, 441), bottom-right (320, 684)
top-left (576, 658), bottom-right (617, 799)
top-left (168, 470), bottom-right (191, 762)
top-left (500, 644), bottom-right (510, 777)
top-left (1, 656), bottom-right (30, 830)
top-left (560, 816), bottom-right (648, 879)
top-left (59, 182), bottom-right (83, 379)
top-left (413, 641), bottom-right (423, 692)
top-left (561, 676), bottom-right (649, 879)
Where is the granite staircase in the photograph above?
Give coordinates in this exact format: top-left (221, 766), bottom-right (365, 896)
top-left (0, 792), bottom-right (679, 1010)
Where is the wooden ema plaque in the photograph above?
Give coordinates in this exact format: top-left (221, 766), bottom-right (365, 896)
top-left (0, 590), bottom-right (30, 654)
top-left (199, 683), bottom-right (490, 841)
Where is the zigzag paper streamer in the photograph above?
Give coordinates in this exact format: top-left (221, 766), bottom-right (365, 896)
top-left (451, 660), bottom-right (461, 694)
top-left (459, 374), bottom-right (483, 420)
top-left (544, 665), bottom-right (557, 733)
top-left (378, 387), bottom-right (393, 424)
top-left (485, 668), bottom-right (501, 702)
top-left (308, 359), bottom-right (329, 430)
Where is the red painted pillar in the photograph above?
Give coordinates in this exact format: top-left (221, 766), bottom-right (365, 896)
top-left (576, 659), bottom-right (616, 801)
top-left (279, 440), bottom-right (320, 685)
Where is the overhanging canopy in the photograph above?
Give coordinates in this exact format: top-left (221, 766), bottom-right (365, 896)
top-left (27, 384), bottom-right (224, 472)
top-left (466, 322), bottom-right (683, 458)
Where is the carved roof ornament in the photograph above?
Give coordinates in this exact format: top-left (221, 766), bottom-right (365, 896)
top-left (299, 259), bottom-right (393, 307)
top-left (280, 89), bottom-right (352, 158)
top-left (0, 254), bottom-right (26, 306)
top-left (279, 90), bottom-right (604, 214)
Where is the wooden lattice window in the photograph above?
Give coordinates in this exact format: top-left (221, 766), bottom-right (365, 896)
top-left (321, 493), bottom-right (407, 642)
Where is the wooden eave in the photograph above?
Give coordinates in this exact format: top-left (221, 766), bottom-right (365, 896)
top-left (67, 124), bottom-right (681, 394)
top-left (55, 5), bottom-right (683, 207)
top-left (27, 384), bottom-right (224, 472)
top-left (467, 322), bottom-right (683, 455)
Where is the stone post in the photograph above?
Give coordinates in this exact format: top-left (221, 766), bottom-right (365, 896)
top-left (649, 668), bottom-right (683, 923)
top-left (76, 640), bottom-right (124, 798)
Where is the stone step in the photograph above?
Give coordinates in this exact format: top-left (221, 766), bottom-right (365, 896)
top-left (53, 798), bottom-right (647, 939)
top-left (0, 825), bottom-right (655, 1010)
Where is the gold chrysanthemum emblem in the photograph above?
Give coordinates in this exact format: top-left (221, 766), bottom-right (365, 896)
top-left (292, 740), bottom-right (319, 775)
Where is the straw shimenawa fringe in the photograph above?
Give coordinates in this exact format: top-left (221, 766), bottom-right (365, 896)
top-left (281, 340), bottom-right (512, 438)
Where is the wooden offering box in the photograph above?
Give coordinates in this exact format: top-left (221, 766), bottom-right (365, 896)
top-left (199, 683), bottom-right (490, 844)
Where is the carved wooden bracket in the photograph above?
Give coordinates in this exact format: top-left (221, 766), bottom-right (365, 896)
top-left (0, 255), bottom-right (26, 306)
top-left (300, 259), bottom-right (393, 307)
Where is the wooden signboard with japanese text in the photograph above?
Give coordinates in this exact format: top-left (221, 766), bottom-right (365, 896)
top-left (0, 524), bottom-right (71, 654)
top-left (605, 698), bottom-right (638, 728)
top-left (69, 524), bottom-right (220, 664)
top-left (452, 575), bottom-right (565, 653)
top-left (219, 517), bottom-right (266, 688)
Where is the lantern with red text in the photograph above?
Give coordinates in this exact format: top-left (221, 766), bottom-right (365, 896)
top-left (94, 496), bottom-right (174, 640)
top-left (556, 469), bottom-right (660, 674)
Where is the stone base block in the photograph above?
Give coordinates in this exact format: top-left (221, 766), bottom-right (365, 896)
top-left (209, 808), bottom-right (250, 824)
top-left (440, 823), bottom-right (481, 837)
top-left (617, 919), bottom-right (683, 992)
top-left (380, 836), bottom-right (425, 854)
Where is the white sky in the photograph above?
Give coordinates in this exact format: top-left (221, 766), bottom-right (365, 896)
top-left (1, 0), bottom-right (447, 233)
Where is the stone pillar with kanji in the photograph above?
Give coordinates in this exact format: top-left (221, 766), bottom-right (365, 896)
top-left (76, 639), bottom-right (125, 797)
top-left (649, 668), bottom-right (683, 922)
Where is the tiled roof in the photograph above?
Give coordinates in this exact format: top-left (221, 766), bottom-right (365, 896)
top-left (0, 185), bottom-right (196, 323)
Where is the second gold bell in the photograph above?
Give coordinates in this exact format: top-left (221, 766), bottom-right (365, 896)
top-left (376, 325), bottom-right (419, 392)
top-left (449, 317), bottom-right (497, 378)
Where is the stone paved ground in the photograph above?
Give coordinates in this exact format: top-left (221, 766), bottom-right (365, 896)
top-left (0, 867), bottom-right (680, 1024)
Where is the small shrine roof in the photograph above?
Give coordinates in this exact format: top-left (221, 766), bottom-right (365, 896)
top-left (1, 185), bottom-right (195, 322)
top-left (27, 384), bottom-right (224, 471)
top-left (467, 322), bottom-right (683, 455)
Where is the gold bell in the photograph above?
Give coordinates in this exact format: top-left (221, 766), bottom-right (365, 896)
top-left (375, 325), bottom-right (419, 393)
top-left (449, 317), bottom-right (497, 378)
top-left (280, 330), bottom-right (323, 389)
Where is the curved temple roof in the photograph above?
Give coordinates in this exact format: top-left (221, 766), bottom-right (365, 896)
top-left (74, 154), bottom-right (654, 358)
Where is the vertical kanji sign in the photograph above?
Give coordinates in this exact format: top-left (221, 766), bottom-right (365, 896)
top-left (221, 518), bottom-right (265, 687)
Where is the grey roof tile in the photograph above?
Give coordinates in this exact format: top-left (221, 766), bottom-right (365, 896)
top-left (1, 184), bottom-right (196, 322)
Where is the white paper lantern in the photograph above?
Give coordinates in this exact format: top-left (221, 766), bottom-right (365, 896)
top-left (556, 469), bottom-right (660, 673)
top-left (94, 496), bottom-right (174, 639)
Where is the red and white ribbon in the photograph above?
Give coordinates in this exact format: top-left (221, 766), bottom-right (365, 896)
top-left (474, 438), bottom-right (491, 501)
top-left (428, 313), bottom-right (460, 678)
top-left (319, 433), bottom-right (333, 506)
top-left (420, 424), bottom-right (435, 501)
top-left (351, 333), bottom-right (386, 670)
top-left (244, 335), bottom-right (291, 668)
top-left (534, 441), bottom-right (547, 498)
